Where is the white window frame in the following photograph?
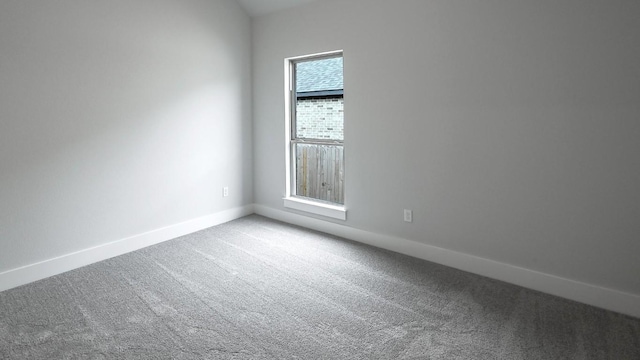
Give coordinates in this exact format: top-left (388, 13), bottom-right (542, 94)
top-left (283, 50), bottom-right (346, 221)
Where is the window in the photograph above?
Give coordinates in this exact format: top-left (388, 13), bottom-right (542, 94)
top-left (284, 51), bottom-right (346, 220)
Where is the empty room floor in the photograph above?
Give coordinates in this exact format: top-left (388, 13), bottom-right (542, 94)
top-left (1, 215), bottom-right (639, 359)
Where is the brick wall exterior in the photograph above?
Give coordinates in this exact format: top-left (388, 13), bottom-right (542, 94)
top-left (296, 97), bottom-right (344, 140)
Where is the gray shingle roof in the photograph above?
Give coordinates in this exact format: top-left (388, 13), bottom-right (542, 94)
top-left (296, 57), bottom-right (343, 93)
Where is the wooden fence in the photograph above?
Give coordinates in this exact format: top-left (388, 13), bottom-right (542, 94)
top-left (295, 144), bottom-right (344, 204)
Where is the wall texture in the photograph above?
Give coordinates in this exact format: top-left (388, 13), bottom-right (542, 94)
top-left (0, 0), bottom-right (252, 273)
top-left (253, 0), bottom-right (640, 297)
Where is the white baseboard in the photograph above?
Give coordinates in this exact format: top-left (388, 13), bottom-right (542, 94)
top-left (254, 204), bottom-right (640, 319)
top-left (0, 205), bottom-right (254, 293)
top-left (3, 203), bottom-right (638, 319)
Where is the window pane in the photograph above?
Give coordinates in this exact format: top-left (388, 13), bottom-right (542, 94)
top-left (295, 57), bottom-right (343, 141)
top-left (296, 97), bottom-right (343, 141)
top-left (295, 143), bottom-right (344, 204)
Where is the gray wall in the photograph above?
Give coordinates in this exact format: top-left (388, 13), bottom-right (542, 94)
top-left (0, 0), bottom-right (253, 273)
top-left (253, 0), bottom-right (640, 295)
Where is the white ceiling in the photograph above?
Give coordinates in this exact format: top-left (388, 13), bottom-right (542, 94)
top-left (236, 0), bottom-right (319, 17)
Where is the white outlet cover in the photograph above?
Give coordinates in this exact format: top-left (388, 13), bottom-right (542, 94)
top-left (404, 209), bottom-right (412, 222)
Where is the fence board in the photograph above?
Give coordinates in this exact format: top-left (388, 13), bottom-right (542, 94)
top-left (295, 144), bottom-right (344, 204)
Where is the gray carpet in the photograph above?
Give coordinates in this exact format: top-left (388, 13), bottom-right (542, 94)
top-left (1, 215), bottom-right (639, 359)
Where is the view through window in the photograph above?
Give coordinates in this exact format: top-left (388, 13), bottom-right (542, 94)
top-left (290, 53), bottom-right (344, 205)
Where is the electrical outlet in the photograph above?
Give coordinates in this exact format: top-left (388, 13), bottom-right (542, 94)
top-left (404, 209), bottom-right (412, 223)
top-left (223, 187), bottom-right (229, 197)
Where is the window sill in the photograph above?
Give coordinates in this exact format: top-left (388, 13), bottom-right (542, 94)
top-left (283, 197), bottom-right (346, 221)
